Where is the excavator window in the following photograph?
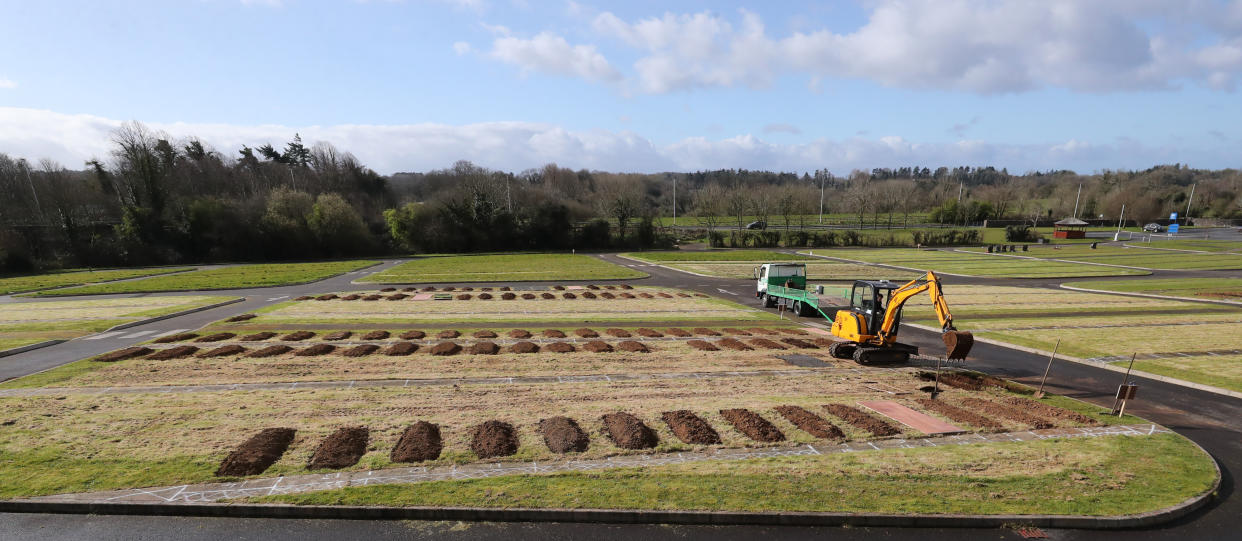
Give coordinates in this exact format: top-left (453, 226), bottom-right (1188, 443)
top-left (851, 283), bottom-right (875, 313)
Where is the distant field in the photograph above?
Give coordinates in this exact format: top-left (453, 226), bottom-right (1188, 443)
top-left (1064, 278), bottom-right (1242, 300)
top-left (980, 245), bottom-right (1242, 270)
top-left (1125, 239), bottom-right (1242, 253)
top-left (362, 254), bottom-right (645, 283)
top-left (809, 249), bottom-right (1147, 278)
top-left (624, 250), bottom-right (815, 262)
top-left (0, 296), bottom-right (235, 351)
top-left (0, 267), bottom-right (192, 295)
top-left (36, 261), bottom-right (378, 295)
top-left (665, 261), bottom-right (916, 282)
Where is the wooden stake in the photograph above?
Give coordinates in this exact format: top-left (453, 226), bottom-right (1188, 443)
top-left (1111, 353), bottom-right (1137, 415)
top-left (1034, 339), bottom-right (1060, 399)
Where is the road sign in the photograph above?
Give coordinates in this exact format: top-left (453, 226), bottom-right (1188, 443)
top-left (1169, 224), bottom-right (1180, 233)
top-left (1170, 212), bottom-right (1178, 220)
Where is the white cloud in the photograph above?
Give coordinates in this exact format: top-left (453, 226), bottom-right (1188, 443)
top-left (0, 107), bottom-right (1234, 175)
top-left (452, 41), bottom-right (472, 55)
top-left (0, 79), bottom-right (16, 89)
top-left (489, 32), bottom-right (621, 82)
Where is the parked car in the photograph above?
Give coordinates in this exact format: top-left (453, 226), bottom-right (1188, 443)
top-left (1143, 223), bottom-right (1163, 232)
top-left (745, 220), bottom-right (767, 230)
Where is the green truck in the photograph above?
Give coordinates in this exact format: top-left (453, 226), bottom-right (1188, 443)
top-left (753, 262), bottom-right (841, 319)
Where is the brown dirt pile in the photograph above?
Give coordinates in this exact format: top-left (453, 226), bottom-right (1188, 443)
top-left (281, 331), bottom-right (316, 341)
top-left (574, 328), bottom-right (599, 338)
top-left (686, 340), bottom-right (719, 351)
top-left (664, 328), bottom-right (692, 337)
top-left (778, 328), bottom-right (809, 335)
top-left (522, 293), bottom-right (537, 300)
top-left (605, 328), bottom-right (631, 337)
top-left (638, 292), bottom-right (654, 299)
top-left (421, 286), bottom-right (436, 291)
top-left (716, 338), bottom-right (753, 351)
top-left (456, 294), bottom-right (472, 300)
top-left (746, 327), bottom-right (780, 336)
top-left (147, 346), bottom-right (199, 360)
top-left (619, 292), bottom-right (636, 299)
top-left (956, 397), bottom-right (1054, 429)
top-left (442, 286), bottom-right (455, 291)
top-left (917, 371), bottom-right (1007, 391)
top-left (616, 341), bottom-right (649, 352)
top-left (362, 330), bottom-right (390, 340)
top-left (501, 292), bottom-right (517, 300)
top-left (508, 341), bottom-right (540, 353)
top-left (308, 426), bottom-right (369, 469)
top-left (507, 329), bottom-right (531, 339)
top-left (719, 409), bottom-right (785, 442)
top-left (401, 287), bottom-right (416, 292)
top-left (822, 404), bottom-right (901, 437)
top-left (471, 420), bottom-right (519, 458)
top-left (581, 291), bottom-right (596, 299)
top-left (437, 330), bottom-right (460, 339)
top-left (362, 295), bottom-right (383, 301)
top-left (914, 398), bottom-right (1004, 430)
top-left (315, 294), bottom-right (338, 301)
top-left (468, 341), bottom-right (500, 355)
top-left (383, 342), bottom-right (418, 356)
top-left (215, 427), bottom-right (296, 477)
top-left (691, 328), bottom-right (722, 336)
top-left (601, 412), bottom-right (658, 449)
top-left (340, 294), bottom-right (361, 301)
top-left (472, 330), bottom-right (497, 338)
top-left (194, 333), bottom-right (236, 343)
top-left (583, 341), bottom-right (613, 353)
top-left (620, 284), bottom-right (633, 289)
top-left (781, 338), bottom-right (819, 349)
top-left (499, 286), bottom-right (511, 291)
top-left (999, 397), bottom-right (1096, 425)
top-left (390, 421), bottom-right (442, 463)
top-left (657, 292), bottom-right (673, 298)
top-left (748, 338), bottom-right (788, 350)
top-left (539, 416), bottom-right (590, 453)
top-left (721, 328), bottom-right (752, 336)
top-left (677, 293), bottom-right (692, 298)
top-left (477, 293), bottom-right (493, 300)
top-left (600, 292), bottom-right (616, 299)
top-left (540, 292), bottom-right (556, 299)
top-left (553, 285), bottom-right (565, 290)
top-left (542, 329), bottom-right (567, 338)
top-left (380, 287), bottom-right (396, 292)
top-left (635, 328), bottom-right (663, 337)
top-left (154, 333), bottom-right (198, 343)
top-left (240, 332), bottom-right (276, 342)
top-left (429, 341), bottom-right (462, 356)
top-left (562, 292), bottom-right (577, 299)
top-left (227, 314), bottom-right (257, 322)
top-left (342, 344), bottom-right (380, 357)
top-left (661, 410), bottom-right (721, 444)
top-left (774, 406), bottom-right (844, 439)
top-left (294, 296), bottom-right (313, 301)
top-left (586, 284), bottom-right (600, 290)
top-left (94, 347), bottom-right (153, 362)
top-left (545, 342), bottom-right (575, 353)
top-left (198, 345), bottom-right (247, 358)
top-left (322, 331), bottom-right (352, 341)
top-left (246, 345), bottom-right (293, 358)
top-left (295, 344), bottom-right (336, 357)
top-left (386, 294), bottom-right (408, 301)
top-left (400, 330), bottom-right (426, 340)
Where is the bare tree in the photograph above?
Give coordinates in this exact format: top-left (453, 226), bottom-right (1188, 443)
top-left (723, 185), bottom-right (752, 231)
top-left (596, 177), bottom-right (645, 239)
top-left (691, 183), bottom-right (728, 229)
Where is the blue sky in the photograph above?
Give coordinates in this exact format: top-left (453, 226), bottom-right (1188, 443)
top-left (1, 0), bottom-right (1241, 174)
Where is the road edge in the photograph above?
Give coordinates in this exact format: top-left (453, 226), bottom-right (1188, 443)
top-left (105, 298), bottom-right (247, 332)
top-left (31, 262), bottom-right (386, 298)
top-left (0, 340), bottom-right (67, 359)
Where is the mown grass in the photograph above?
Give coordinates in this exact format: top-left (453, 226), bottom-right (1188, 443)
top-left (1064, 278), bottom-right (1242, 300)
top-left (623, 249), bottom-right (816, 262)
top-left (1128, 239), bottom-right (1242, 253)
top-left (0, 267), bottom-right (193, 295)
top-left (1127, 355), bottom-right (1242, 393)
top-left (250, 433), bottom-right (1214, 516)
top-left (664, 261), bottom-right (915, 281)
top-left (813, 249), bottom-right (1147, 278)
top-left (0, 296), bottom-right (234, 352)
top-left (362, 254), bottom-right (645, 283)
top-left (1000, 245), bottom-right (1242, 270)
top-left (35, 261), bottom-right (378, 295)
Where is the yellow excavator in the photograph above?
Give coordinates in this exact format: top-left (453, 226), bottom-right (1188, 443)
top-left (827, 271), bottom-right (973, 364)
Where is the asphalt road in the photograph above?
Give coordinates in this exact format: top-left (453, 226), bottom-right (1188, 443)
top-left (2, 252), bottom-right (1241, 539)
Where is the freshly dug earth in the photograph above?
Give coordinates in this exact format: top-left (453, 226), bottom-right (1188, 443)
top-left (154, 333), bottom-right (197, 344)
top-left (281, 331), bottom-right (316, 341)
top-left (778, 328), bottom-right (809, 336)
top-left (583, 341), bottom-right (613, 353)
top-left (616, 341), bottom-right (650, 352)
top-left (686, 340), bottom-right (719, 351)
top-left (746, 327), bottom-right (780, 336)
top-left (215, 428), bottom-right (296, 477)
top-left (635, 328), bottom-right (663, 337)
top-left (774, 406), bottom-right (845, 439)
top-left (429, 342), bottom-right (462, 356)
top-left (362, 295), bottom-right (383, 301)
top-left (455, 294), bottom-right (472, 300)
top-left (811, 338), bottom-right (836, 347)
top-left (421, 286), bottom-right (436, 291)
top-left (638, 293), bottom-right (654, 299)
top-left (717, 338), bottom-right (753, 351)
top-left (468, 341), bottom-right (500, 355)
top-left (605, 328), bottom-right (631, 338)
top-left (390, 421), bottom-right (442, 463)
top-left (998, 397), bottom-right (1096, 425)
top-left (914, 398), bottom-right (1004, 430)
top-left (322, 331), bottom-right (352, 341)
top-left (661, 410), bottom-right (721, 444)
top-left (342, 344), bottom-right (380, 357)
top-left (509, 341), bottom-right (540, 354)
top-left (340, 294), bottom-right (361, 301)
top-left (542, 329), bottom-right (567, 338)
top-left (619, 292), bottom-right (636, 299)
top-left (437, 330), bottom-right (460, 339)
top-left (471, 420), bottom-right (519, 458)
top-left (147, 346), bottom-right (199, 360)
top-left (540, 293), bottom-right (556, 300)
top-left (501, 292), bottom-right (517, 300)
top-left (719, 409), bottom-right (785, 442)
top-left (246, 345), bottom-right (293, 358)
top-left (956, 397), bottom-right (1054, 429)
top-left (600, 292), bottom-right (615, 299)
top-left (574, 328), bottom-right (598, 338)
top-left (226, 314), bottom-right (257, 322)
top-left (198, 345), bottom-right (247, 358)
top-left (553, 285), bottom-right (565, 290)
top-left (383, 342), bottom-right (418, 356)
top-left (538, 416), bottom-right (590, 453)
top-left (822, 404), bottom-right (901, 437)
top-left (472, 330), bottom-right (497, 338)
top-left (658, 292), bottom-right (673, 298)
top-left (315, 294), bottom-right (338, 301)
top-left (600, 412), bottom-right (658, 449)
top-left (380, 287), bottom-right (396, 292)
top-left (664, 328), bottom-right (692, 337)
top-left (522, 293), bottom-right (537, 300)
top-left (507, 329), bottom-right (531, 339)
top-left (93, 347), bottom-right (153, 363)
top-left (240, 332), bottom-right (276, 342)
top-left (781, 338), bottom-right (818, 349)
top-left (295, 344), bottom-right (336, 357)
top-left (692, 328), bottom-right (721, 336)
top-left (294, 296), bottom-right (313, 301)
top-left (195, 333), bottom-right (237, 343)
top-left (581, 292), bottom-right (596, 299)
top-left (399, 330), bottom-right (426, 340)
top-left (362, 330), bottom-right (390, 340)
top-left (721, 328), bottom-right (752, 336)
top-left (387, 294), bottom-right (408, 301)
top-left (477, 293), bottom-right (493, 300)
top-left (748, 338), bottom-right (788, 350)
top-left (544, 342), bottom-right (575, 353)
top-left (308, 426), bottom-right (369, 470)
top-left (919, 371), bottom-right (1007, 391)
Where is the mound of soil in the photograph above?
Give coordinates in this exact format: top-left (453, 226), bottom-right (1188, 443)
top-left (544, 342), bottom-right (575, 353)
top-left (94, 347), bottom-right (153, 362)
top-left (390, 421), bottom-right (442, 463)
top-left (822, 404), bottom-right (901, 437)
top-left (315, 294), bottom-right (338, 301)
top-left (603, 285), bottom-right (616, 290)
top-left (499, 286), bottom-right (511, 291)
top-left (619, 293), bottom-right (636, 299)
top-left (600, 292), bottom-right (616, 299)
top-left (342, 344), bottom-right (380, 357)
top-left (227, 314), bottom-right (257, 322)
top-left (477, 293), bottom-right (494, 300)
top-left (686, 340), bottom-right (719, 351)
top-left (501, 292), bottom-right (517, 300)
top-left (917, 371), bottom-right (1007, 391)
top-left (198, 345), bottom-right (247, 358)
top-left (468, 341), bottom-right (500, 355)
top-left (619, 284), bottom-right (633, 289)
top-left (638, 292), bottom-right (654, 299)
top-left (1001, 396), bottom-right (1096, 425)
top-left (746, 327), bottom-right (779, 336)
top-left (748, 338), bottom-right (788, 350)
top-left (246, 345), bottom-right (293, 358)
top-left (721, 328), bottom-right (752, 336)
top-left (677, 293), bottom-right (692, 298)
top-left (437, 330), bottom-right (460, 339)
top-left (340, 294), bottom-right (361, 301)
top-left (295, 344), bottom-right (336, 357)
top-left (362, 330), bottom-right (390, 340)
top-left (692, 328), bottom-right (721, 336)
top-left (400, 330), bottom-right (426, 340)
top-left (716, 338), bottom-right (753, 351)
top-left (601, 412), bottom-right (658, 449)
top-left (456, 294), bottom-right (473, 300)
top-left (781, 338), bottom-right (818, 349)
top-left (657, 292), bottom-right (673, 298)
top-left (281, 331), bottom-right (316, 341)
top-left (562, 292), bottom-right (577, 299)
top-left (479, 287), bottom-right (491, 291)
top-left (616, 341), bottom-right (649, 352)
top-left (580, 291), bottom-right (596, 299)
top-left (661, 410), bottom-right (721, 444)
top-left (583, 341), bottom-right (613, 353)
top-left (719, 409), bottom-right (785, 442)
top-left (362, 295), bottom-right (383, 301)
top-left (664, 328), bottom-right (692, 337)
top-left (542, 329), bottom-right (567, 338)
top-left (553, 285), bottom-right (565, 290)
top-left (380, 287), bottom-right (396, 292)
top-left (442, 286), bottom-right (455, 291)
top-left (308, 426), bottom-right (369, 470)
top-left (507, 329), bottom-right (531, 339)
top-left (387, 294), bottom-right (408, 301)
top-left (773, 406), bottom-right (844, 439)
top-left (461, 287), bottom-right (474, 291)
top-left (956, 397), bottom-right (1054, 429)
top-left (148, 346), bottom-right (199, 360)
top-left (540, 292), bottom-right (556, 299)
top-left (508, 341), bottom-right (539, 353)
top-left (601, 328), bottom-right (629, 338)
top-left (240, 332), bottom-right (276, 342)
top-left (635, 328), bottom-right (663, 337)
top-left (294, 296), bottom-right (314, 301)
top-left (383, 342), bottom-right (419, 356)
top-left (154, 333), bottom-right (198, 344)
top-left (320, 331), bottom-right (351, 341)
top-left (778, 328), bottom-right (809, 336)
top-left (215, 427), bottom-right (296, 477)
top-left (471, 420), bottom-right (519, 458)
top-left (472, 330), bottom-right (497, 338)
top-left (574, 328), bottom-right (599, 338)
top-left (914, 398), bottom-right (1004, 430)
top-left (401, 287), bottom-right (417, 292)
top-left (522, 293), bottom-right (537, 300)
top-left (586, 284), bottom-right (600, 290)
top-left (421, 286), bottom-right (436, 291)
top-left (195, 333), bottom-right (236, 343)
top-left (429, 341), bottom-right (462, 356)
top-left (539, 416), bottom-right (590, 453)
top-left (811, 338), bottom-right (837, 347)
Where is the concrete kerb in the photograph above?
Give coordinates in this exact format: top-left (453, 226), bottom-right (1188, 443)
top-left (1059, 284), bottom-right (1242, 307)
top-left (105, 298), bottom-right (247, 332)
top-left (0, 340), bottom-right (67, 359)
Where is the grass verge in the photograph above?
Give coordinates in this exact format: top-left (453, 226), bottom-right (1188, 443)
top-left (362, 254), bottom-right (645, 283)
top-left (34, 261), bottom-right (378, 295)
top-left (0, 267), bottom-right (193, 295)
top-left (1064, 278), bottom-right (1242, 300)
top-left (622, 250), bottom-right (816, 262)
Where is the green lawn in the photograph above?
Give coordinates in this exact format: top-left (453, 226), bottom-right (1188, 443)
top-left (1064, 278), bottom-right (1242, 300)
top-left (623, 249), bottom-right (816, 262)
top-left (1127, 355), bottom-right (1242, 394)
top-left (808, 249), bottom-right (1147, 278)
top-left (1125, 239), bottom-right (1242, 253)
top-left (34, 261), bottom-right (378, 296)
top-left (0, 267), bottom-right (193, 295)
top-left (361, 254), bottom-right (645, 283)
top-left (989, 245), bottom-right (1242, 270)
top-left (251, 433), bottom-right (1213, 517)
top-left (0, 296), bottom-right (237, 351)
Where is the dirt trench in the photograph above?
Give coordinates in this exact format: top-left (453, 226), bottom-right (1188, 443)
top-left (773, 405), bottom-right (845, 439)
top-left (539, 416), bottom-right (590, 453)
top-left (661, 410), bottom-right (721, 444)
top-left (216, 427), bottom-right (296, 477)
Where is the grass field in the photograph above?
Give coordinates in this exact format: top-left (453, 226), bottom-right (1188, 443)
top-left (35, 261), bottom-right (378, 296)
top-left (1130, 355), bottom-right (1242, 393)
top-left (1064, 278), bottom-right (1242, 300)
top-left (0, 267), bottom-right (193, 295)
top-left (665, 261), bottom-right (916, 281)
top-left (623, 250), bottom-right (816, 262)
top-left (977, 245), bottom-right (1242, 270)
top-left (1125, 239), bottom-right (1242, 253)
top-left (0, 296), bottom-right (236, 351)
top-left (810, 249), bottom-right (1148, 278)
top-left (362, 254), bottom-right (645, 283)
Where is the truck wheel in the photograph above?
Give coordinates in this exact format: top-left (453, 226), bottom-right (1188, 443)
top-left (792, 300), bottom-right (803, 316)
top-left (762, 294), bottom-right (776, 308)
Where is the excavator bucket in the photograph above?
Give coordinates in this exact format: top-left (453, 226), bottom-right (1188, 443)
top-left (943, 331), bottom-right (974, 360)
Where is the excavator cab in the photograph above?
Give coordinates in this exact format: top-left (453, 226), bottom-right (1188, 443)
top-left (848, 280), bottom-right (902, 337)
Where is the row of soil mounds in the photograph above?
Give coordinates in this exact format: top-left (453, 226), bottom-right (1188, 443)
top-left (174, 327), bottom-right (804, 346)
top-left (114, 338), bottom-right (661, 361)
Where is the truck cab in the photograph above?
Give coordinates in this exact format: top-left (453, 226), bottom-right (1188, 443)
top-left (754, 263), bottom-right (807, 307)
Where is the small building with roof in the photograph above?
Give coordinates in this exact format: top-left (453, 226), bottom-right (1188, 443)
top-left (1053, 217), bottom-right (1088, 239)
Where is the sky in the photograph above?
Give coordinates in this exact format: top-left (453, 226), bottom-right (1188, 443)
top-left (1, 0), bottom-right (1241, 175)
